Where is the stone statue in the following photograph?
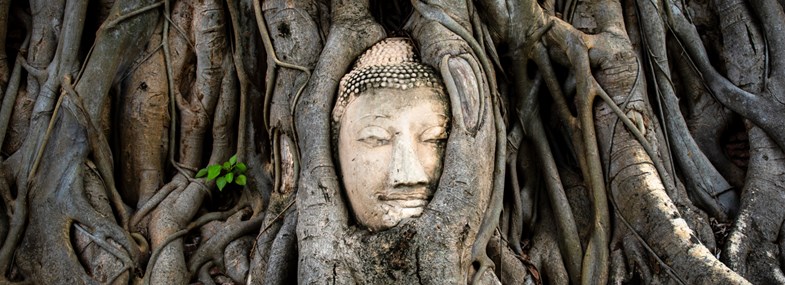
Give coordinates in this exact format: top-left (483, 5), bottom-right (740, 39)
top-left (332, 38), bottom-right (450, 231)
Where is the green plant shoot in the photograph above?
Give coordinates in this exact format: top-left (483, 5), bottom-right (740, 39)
top-left (195, 154), bottom-right (248, 191)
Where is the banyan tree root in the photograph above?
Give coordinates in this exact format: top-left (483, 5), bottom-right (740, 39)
top-left (0, 0), bottom-right (159, 283)
top-left (408, 2), bottom-right (505, 281)
top-left (247, 139), bottom-right (298, 285)
top-left (714, 1), bottom-right (785, 281)
top-left (293, 0), bottom-right (385, 282)
top-left (2, 0), bottom-right (65, 156)
top-left (478, 0), bottom-right (747, 283)
top-left (526, 201), bottom-right (570, 285)
top-left (147, 0), bottom-right (243, 283)
top-left (118, 20), bottom-right (170, 208)
top-left (15, 96), bottom-right (142, 284)
top-left (293, 0), bottom-right (503, 282)
top-left (634, 0), bottom-right (739, 221)
top-left (723, 125), bottom-right (785, 284)
top-left (587, 3), bottom-right (741, 282)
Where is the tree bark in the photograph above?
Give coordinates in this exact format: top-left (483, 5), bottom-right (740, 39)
top-left (2, 0), bottom-right (785, 284)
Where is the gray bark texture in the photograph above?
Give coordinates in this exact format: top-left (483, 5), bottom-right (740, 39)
top-left (0, 0), bottom-right (783, 284)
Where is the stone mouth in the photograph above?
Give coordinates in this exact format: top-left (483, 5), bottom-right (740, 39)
top-left (378, 191), bottom-right (430, 202)
top-left (379, 190), bottom-right (431, 209)
top-left (384, 198), bottom-right (429, 209)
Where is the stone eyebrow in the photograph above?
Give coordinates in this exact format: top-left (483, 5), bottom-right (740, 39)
top-left (359, 114), bottom-right (390, 120)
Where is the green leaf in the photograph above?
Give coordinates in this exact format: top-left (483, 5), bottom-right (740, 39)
top-left (222, 161), bottom-right (231, 171)
top-left (207, 165), bottom-right (222, 180)
top-left (236, 162), bottom-right (247, 173)
top-left (229, 154), bottom-right (237, 166)
top-left (195, 168), bottom-right (208, 178)
top-left (217, 176), bottom-right (227, 191)
top-left (225, 172), bottom-right (234, 183)
top-left (235, 175), bottom-right (246, 186)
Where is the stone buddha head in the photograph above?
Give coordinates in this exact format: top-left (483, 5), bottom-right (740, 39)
top-left (332, 38), bottom-right (450, 232)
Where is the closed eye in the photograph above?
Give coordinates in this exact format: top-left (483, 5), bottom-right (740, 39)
top-left (357, 126), bottom-right (392, 147)
top-left (420, 126), bottom-right (448, 143)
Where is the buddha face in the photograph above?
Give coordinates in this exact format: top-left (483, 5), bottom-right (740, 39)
top-left (338, 87), bottom-right (449, 231)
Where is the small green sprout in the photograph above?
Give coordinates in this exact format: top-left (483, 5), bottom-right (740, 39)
top-left (195, 154), bottom-right (247, 191)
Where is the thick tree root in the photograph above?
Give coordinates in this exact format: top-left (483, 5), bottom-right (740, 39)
top-left (247, 190), bottom-right (296, 284)
top-left (223, 236), bottom-right (253, 283)
top-left (516, 46), bottom-right (583, 284)
top-left (118, 23), bottom-right (170, 208)
top-left (723, 126), bottom-right (785, 284)
top-left (145, 206), bottom-right (245, 285)
top-left (187, 212), bottom-right (264, 278)
top-left (634, 0), bottom-right (739, 221)
top-left (14, 112), bottom-right (139, 284)
top-left (293, 0), bottom-right (385, 282)
top-left (487, 233), bottom-right (535, 285)
top-left (0, 29), bottom-right (29, 151)
top-left (408, 8), bottom-right (500, 282)
top-left (260, 207), bottom-right (297, 284)
top-left (527, 203), bottom-right (570, 285)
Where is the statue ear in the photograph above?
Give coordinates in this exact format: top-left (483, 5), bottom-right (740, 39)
top-left (439, 54), bottom-right (487, 136)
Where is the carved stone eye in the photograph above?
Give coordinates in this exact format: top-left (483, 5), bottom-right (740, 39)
top-left (420, 126), bottom-right (448, 144)
top-left (357, 126), bottom-right (392, 147)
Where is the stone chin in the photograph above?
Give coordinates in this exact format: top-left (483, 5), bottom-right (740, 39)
top-left (372, 202), bottom-right (428, 232)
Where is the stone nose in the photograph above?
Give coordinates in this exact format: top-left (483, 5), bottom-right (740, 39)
top-left (389, 136), bottom-right (429, 187)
